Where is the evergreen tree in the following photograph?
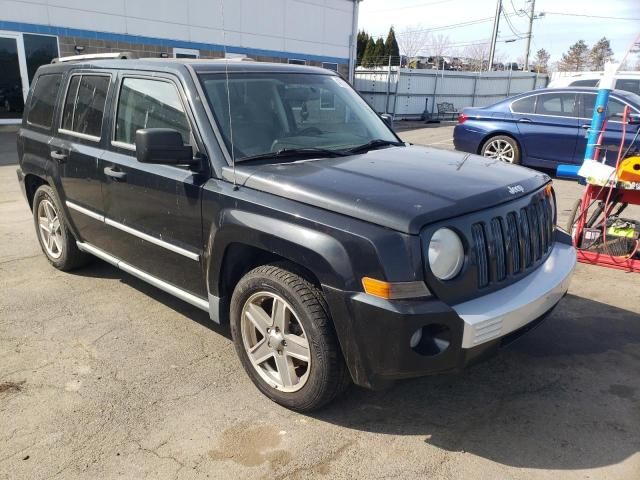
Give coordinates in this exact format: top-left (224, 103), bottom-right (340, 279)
top-left (384, 27), bottom-right (400, 66)
top-left (372, 38), bottom-right (386, 67)
top-left (589, 37), bottom-right (614, 70)
top-left (361, 37), bottom-right (376, 68)
top-left (559, 40), bottom-right (589, 71)
top-left (533, 48), bottom-right (550, 73)
top-left (357, 30), bottom-right (370, 66)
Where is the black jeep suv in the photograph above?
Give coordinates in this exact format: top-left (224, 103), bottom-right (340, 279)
top-left (17, 56), bottom-right (576, 411)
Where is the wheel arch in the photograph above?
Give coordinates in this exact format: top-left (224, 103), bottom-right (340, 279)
top-left (206, 211), bottom-right (356, 324)
top-left (24, 174), bottom-right (48, 210)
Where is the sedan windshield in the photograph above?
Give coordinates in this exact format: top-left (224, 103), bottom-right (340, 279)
top-left (198, 72), bottom-right (399, 162)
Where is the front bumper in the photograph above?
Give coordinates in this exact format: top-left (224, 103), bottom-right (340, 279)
top-left (324, 240), bottom-right (576, 389)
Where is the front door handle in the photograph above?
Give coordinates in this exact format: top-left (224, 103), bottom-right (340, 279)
top-left (50, 150), bottom-right (67, 162)
top-left (104, 166), bottom-right (127, 180)
top-left (581, 124), bottom-right (590, 129)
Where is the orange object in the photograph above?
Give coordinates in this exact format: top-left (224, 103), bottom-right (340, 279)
top-left (617, 156), bottom-right (640, 182)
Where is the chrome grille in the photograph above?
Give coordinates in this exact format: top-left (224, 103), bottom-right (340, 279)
top-left (473, 196), bottom-right (553, 288)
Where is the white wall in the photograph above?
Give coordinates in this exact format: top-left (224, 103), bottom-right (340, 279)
top-left (0, 0), bottom-right (355, 61)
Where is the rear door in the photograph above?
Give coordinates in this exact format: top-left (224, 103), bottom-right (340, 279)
top-left (514, 92), bottom-right (581, 165)
top-left (576, 93), bottom-right (640, 165)
top-left (49, 71), bottom-right (113, 249)
top-left (101, 73), bottom-right (208, 297)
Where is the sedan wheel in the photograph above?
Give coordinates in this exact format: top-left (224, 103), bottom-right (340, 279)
top-left (241, 291), bottom-right (311, 392)
top-left (481, 136), bottom-right (520, 164)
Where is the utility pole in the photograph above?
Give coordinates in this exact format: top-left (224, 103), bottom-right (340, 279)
top-left (523, 0), bottom-right (536, 71)
top-left (488, 0), bottom-right (502, 71)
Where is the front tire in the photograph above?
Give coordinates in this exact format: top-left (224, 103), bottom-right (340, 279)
top-left (230, 264), bottom-right (350, 411)
top-left (32, 185), bottom-right (88, 271)
top-left (481, 135), bottom-right (521, 164)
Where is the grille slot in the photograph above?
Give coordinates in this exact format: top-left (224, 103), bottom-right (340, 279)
top-left (472, 223), bottom-right (489, 288)
top-left (490, 218), bottom-right (506, 281)
top-left (472, 196), bottom-right (553, 289)
top-left (505, 212), bottom-right (520, 274)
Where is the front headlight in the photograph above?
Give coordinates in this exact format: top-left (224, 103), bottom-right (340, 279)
top-left (428, 228), bottom-right (464, 280)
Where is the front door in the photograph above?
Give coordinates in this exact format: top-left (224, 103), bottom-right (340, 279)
top-left (515, 92), bottom-right (581, 165)
top-left (0, 34), bottom-right (28, 121)
top-left (576, 93), bottom-right (640, 166)
top-left (101, 74), bottom-right (207, 297)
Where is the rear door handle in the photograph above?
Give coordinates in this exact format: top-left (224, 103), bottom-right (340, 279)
top-left (518, 118), bottom-right (532, 123)
top-left (104, 166), bottom-right (127, 180)
top-left (50, 150), bottom-right (67, 162)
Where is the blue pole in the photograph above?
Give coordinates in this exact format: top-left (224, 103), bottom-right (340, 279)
top-left (583, 88), bottom-right (612, 162)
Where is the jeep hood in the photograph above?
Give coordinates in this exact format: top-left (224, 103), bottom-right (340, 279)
top-left (224, 145), bottom-right (550, 234)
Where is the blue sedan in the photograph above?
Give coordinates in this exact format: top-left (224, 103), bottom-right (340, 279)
top-left (453, 87), bottom-right (640, 167)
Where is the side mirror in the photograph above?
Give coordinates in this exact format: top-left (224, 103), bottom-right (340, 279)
top-left (135, 128), bottom-right (195, 165)
top-left (380, 113), bottom-right (394, 129)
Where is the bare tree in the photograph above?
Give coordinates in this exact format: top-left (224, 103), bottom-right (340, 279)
top-left (462, 42), bottom-right (490, 71)
top-left (396, 25), bottom-right (429, 60)
top-left (430, 33), bottom-right (451, 59)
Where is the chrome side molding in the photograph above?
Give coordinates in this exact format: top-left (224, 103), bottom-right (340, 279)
top-left (76, 241), bottom-right (209, 312)
top-left (66, 200), bottom-right (200, 261)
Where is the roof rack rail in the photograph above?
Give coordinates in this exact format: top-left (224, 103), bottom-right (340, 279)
top-left (51, 52), bottom-right (136, 64)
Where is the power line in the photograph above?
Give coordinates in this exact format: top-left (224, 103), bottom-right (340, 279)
top-left (543, 12), bottom-right (640, 21)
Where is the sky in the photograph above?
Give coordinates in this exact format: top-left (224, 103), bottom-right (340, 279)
top-left (358, 0), bottom-right (640, 67)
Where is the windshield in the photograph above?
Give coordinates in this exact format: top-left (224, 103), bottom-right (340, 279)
top-left (198, 72), bottom-right (398, 162)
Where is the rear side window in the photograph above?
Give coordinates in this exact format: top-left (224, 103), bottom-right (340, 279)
top-left (60, 74), bottom-right (110, 139)
top-left (27, 73), bottom-right (62, 128)
top-left (535, 93), bottom-right (577, 116)
top-left (570, 79), bottom-right (599, 87)
top-left (114, 78), bottom-right (191, 146)
top-left (511, 96), bottom-right (536, 114)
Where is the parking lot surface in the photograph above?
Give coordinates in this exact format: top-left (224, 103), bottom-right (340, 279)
top-left (1, 126), bottom-right (639, 479)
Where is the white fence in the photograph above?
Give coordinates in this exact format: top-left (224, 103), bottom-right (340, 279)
top-left (355, 68), bottom-right (549, 119)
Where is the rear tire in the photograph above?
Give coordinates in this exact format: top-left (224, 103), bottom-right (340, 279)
top-left (481, 135), bottom-right (521, 164)
top-left (32, 185), bottom-right (89, 271)
top-left (230, 263), bottom-right (350, 411)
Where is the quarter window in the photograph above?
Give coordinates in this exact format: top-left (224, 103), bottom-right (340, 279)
top-left (114, 78), bottom-right (191, 146)
top-left (535, 93), bottom-right (577, 117)
top-left (27, 73), bottom-right (62, 128)
top-left (511, 96), bottom-right (536, 114)
top-left (60, 74), bottom-right (110, 138)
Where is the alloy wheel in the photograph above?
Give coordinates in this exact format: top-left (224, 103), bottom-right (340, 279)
top-left (483, 138), bottom-right (515, 163)
top-left (37, 199), bottom-right (63, 259)
top-left (240, 291), bottom-right (311, 392)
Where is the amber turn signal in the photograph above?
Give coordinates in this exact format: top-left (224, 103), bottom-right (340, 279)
top-left (361, 277), bottom-right (431, 300)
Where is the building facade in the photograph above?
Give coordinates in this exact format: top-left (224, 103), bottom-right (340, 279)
top-left (0, 0), bottom-right (359, 123)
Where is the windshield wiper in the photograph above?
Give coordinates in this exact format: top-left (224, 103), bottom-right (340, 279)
top-left (239, 147), bottom-right (349, 164)
top-left (345, 139), bottom-right (404, 154)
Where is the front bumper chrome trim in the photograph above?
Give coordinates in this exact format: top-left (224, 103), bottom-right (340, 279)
top-left (453, 242), bottom-right (576, 348)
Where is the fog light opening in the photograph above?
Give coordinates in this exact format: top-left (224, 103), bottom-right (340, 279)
top-left (410, 324), bottom-right (451, 356)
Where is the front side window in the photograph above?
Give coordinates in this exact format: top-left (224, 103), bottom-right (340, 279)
top-left (581, 94), bottom-right (638, 120)
top-left (114, 78), bottom-right (191, 146)
top-left (60, 74), bottom-right (110, 138)
top-left (535, 93), bottom-right (577, 117)
top-left (27, 73), bottom-right (62, 128)
top-left (615, 79), bottom-right (640, 96)
top-left (198, 73), bottom-right (398, 161)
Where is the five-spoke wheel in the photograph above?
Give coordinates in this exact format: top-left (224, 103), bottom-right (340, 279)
top-left (241, 292), bottom-right (311, 392)
top-left (231, 264), bottom-right (350, 411)
top-left (37, 198), bottom-right (63, 259)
